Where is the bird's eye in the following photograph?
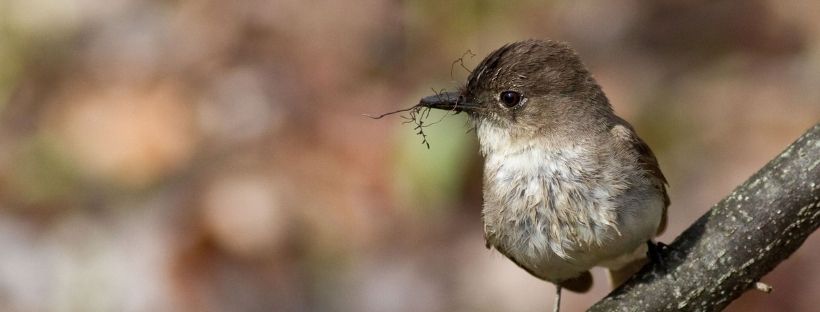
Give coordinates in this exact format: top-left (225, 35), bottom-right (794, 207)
top-left (499, 91), bottom-right (523, 108)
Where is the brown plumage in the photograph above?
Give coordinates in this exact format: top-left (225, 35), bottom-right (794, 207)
top-left (419, 39), bottom-right (669, 311)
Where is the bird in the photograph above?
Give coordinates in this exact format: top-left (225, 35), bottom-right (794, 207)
top-left (417, 39), bottom-right (669, 312)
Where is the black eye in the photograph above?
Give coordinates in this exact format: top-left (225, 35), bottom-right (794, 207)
top-left (499, 91), bottom-right (522, 108)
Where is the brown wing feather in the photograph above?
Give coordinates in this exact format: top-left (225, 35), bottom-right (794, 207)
top-left (611, 117), bottom-right (670, 235)
top-left (635, 136), bottom-right (670, 234)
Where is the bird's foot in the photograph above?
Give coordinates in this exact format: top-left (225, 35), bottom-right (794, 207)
top-left (646, 240), bottom-right (669, 274)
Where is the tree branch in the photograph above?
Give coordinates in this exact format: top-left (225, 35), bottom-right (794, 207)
top-left (588, 123), bottom-right (820, 312)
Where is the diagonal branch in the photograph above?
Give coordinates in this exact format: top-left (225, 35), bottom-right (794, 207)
top-left (588, 123), bottom-right (820, 312)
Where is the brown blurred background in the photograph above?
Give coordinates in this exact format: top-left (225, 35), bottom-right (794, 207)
top-left (0, 1), bottom-right (818, 311)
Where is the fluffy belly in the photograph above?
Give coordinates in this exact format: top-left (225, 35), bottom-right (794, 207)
top-left (481, 150), bottom-right (664, 282)
top-left (485, 201), bottom-right (663, 282)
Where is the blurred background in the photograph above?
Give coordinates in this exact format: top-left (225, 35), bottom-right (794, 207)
top-left (0, 0), bottom-right (818, 311)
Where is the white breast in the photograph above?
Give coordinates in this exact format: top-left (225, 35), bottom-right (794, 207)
top-left (477, 122), bottom-right (663, 282)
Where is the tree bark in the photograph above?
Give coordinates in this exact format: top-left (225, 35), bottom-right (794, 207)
top-left (588, 123), bottom-right (820, 312)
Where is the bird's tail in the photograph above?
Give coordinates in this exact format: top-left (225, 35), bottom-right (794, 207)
top-left (602, 243), bottom-right (649, 288)
top-left (558, 271), bottom-right (593, 293)
top-left (606, 257), bottom-right (647, 288)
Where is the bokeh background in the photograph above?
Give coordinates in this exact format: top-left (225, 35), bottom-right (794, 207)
top-left (0, 1), bottom-right (818, 311)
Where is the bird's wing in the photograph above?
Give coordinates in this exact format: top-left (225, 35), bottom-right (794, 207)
top-left (611, 118), bottom-right (670, 235)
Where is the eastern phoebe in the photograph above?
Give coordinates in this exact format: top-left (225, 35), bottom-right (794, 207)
top-left (418, 39), bottom-right (669, 312)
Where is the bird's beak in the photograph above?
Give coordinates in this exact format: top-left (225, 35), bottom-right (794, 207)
top-left (418, 91), bottom-right (479, 113)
